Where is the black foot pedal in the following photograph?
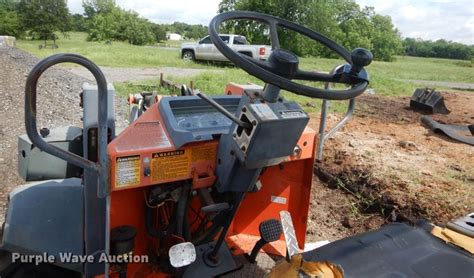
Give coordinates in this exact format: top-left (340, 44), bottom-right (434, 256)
top-left (248, 219), bottom-right (283, 263)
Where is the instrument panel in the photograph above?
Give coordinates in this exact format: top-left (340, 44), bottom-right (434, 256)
top-left (159, 96), bottom-right (241, 148)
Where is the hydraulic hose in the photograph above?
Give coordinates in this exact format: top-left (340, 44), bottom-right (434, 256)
top-left (176, 185), bottom-right (191, 239)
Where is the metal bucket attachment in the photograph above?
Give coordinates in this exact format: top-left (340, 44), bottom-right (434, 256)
top-left (410, 88), bottom-right (450, 114)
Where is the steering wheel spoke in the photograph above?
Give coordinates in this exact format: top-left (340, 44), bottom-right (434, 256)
top-left (240, 54), bottom-right (273, 71)
top-left (268, 21), bottom-right (280, 50)
top-left (293, 70), bottom-right (338, 83)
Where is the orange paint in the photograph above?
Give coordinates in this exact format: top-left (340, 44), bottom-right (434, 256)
top-left (102, 84), bottom-right (316, 277)
top-left (108, 104), bottom-right (218, 191)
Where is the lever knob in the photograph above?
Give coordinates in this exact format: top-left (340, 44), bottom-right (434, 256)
top-left (350, 48), bottom-right (373, 73)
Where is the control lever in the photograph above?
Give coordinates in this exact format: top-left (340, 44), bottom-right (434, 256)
top-left (196, 92), bottom-right (252, 129)
top-left (201, 203), bottom-right (230, 214)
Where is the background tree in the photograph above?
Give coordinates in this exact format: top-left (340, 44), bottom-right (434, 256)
top-left (164, 22), bottom-right (207, 39)
top-left (0, 10), bottom-right (22, 36)
top-left (152, 23), bottom-right (167, 42)
top-left (117, 10), bottom-right (155, 45)
top-left (403, 38), bottom-right (473, 60)
top-left (183, 24), bottom-right (208, 39)
top-left (218, 0), bottom-right (310, 55)
top-left (82, 0), bottom-right (116, 18)
top-left (18, 0), bottom-right (70, 39)
top-left (86, 8), bottom-right (122, 41)
top-left (218, 0), bottom-right (402, 61)
top-left (69, 14), bottom-right (87, 32)
top-left (84, 0), bottom-right (154, 45)
top-left (0, 0), bottom-right (22, 37)
top-left (168, 22), bottom-right (188, 35)
top-left (369, 14), bottom-right (403, 61)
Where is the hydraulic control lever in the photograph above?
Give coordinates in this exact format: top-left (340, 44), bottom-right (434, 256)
top-left (196, 91), bottom-right (252, 129)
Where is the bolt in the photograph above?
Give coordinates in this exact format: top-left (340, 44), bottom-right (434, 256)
top-left (40, 128), bottom-right (50, 138)
top-left (292, 145), bottom-right (302, 157)
top-left (143, 167), bottom-right (151, 177)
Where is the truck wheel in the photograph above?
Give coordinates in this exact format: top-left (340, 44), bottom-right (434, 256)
top-left (182, 50), bottom-right (195, 62)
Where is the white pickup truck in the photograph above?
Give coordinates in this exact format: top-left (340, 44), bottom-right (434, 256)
top-left (181, 34), bottom-right (272, 62)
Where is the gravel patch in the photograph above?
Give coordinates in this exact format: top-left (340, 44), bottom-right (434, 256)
top-left (0, 46), bottom-right (127, 223)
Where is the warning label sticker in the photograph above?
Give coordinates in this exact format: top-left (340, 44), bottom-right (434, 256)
top-left (151, 150), bottom-right (191, 182)
top-left (115, 155), bottom-right (140, 187)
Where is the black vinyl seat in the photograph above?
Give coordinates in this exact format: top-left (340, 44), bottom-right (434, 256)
top-left (302, 223), bottom-right (474, 278)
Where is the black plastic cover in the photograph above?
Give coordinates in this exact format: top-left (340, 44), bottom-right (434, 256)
top-left (302, 223), bottom-right (474, 278)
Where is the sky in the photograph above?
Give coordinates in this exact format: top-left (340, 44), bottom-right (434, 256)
top-left (68, 0), bottom-right (474, 44)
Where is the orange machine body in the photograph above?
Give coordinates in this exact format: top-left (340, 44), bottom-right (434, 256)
top-left (106, 84), bottom-right (316, 277)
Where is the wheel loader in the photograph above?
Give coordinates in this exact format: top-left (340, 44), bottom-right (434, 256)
top-left (0, 11), bottom-right (473, 278)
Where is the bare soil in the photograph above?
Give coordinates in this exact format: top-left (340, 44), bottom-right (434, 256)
top-left (306, 93), bottom-right (474, 242)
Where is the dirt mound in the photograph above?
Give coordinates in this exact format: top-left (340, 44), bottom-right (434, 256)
top-left (309, 93), bottom-right (473, 236)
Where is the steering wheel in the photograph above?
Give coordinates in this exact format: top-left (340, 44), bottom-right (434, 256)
top-left (209, 11), bottom-right (373, 100)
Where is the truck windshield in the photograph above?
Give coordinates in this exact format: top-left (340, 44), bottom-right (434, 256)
top-left (233, 36), bottom-right (248, 45)
top-left (199, 37), bottom-right (212, 44)
top-left (219, 35), bottom-right (230, 44)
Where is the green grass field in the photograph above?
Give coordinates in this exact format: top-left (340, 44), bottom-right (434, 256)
top-left (17, 32), bottom-right (474, 112)
top-left (17, 32), bottom-right (208, 68)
